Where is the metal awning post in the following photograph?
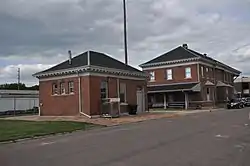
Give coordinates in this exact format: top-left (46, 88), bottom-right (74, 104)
top-left (163, 93), bottom-right (167, 109)
top-left (184, 92), bottom-right (189, 110)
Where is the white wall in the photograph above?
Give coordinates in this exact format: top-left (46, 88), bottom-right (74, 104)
top-left (0, 98), bottom-right (39, 112)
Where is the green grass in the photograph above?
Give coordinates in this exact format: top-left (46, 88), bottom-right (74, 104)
top-left (0, 120), bottom-right (101, 142)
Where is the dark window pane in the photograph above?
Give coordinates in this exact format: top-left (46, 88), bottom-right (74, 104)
top-left (120, 93), bottom-right (125, 103)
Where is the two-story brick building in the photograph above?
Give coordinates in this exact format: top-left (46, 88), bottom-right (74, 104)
top-left (33, 51), bottom-right (148, 117)
top-left (140, 44), bottom-right (241, 109)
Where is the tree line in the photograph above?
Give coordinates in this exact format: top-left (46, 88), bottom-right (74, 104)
top-left (0, 83), bottom-right (39, 90)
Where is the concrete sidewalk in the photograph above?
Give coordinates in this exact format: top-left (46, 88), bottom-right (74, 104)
top-left (4, 112), bottom-right (179, 126)
top-left (4, 109), bottom-right (223, 126)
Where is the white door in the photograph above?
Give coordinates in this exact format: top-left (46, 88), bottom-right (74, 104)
top-left (207, 88), bottom-right (210, 101)
top-left (137, 89), bottom-right (145, 114)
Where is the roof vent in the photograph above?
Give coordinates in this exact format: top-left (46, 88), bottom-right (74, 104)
top-left (68, 50), bottom-right (72, 65)
top-left (183, 44), bottom-right (188, 49)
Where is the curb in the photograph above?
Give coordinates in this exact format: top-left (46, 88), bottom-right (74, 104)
top-left (0, 125), bottom-right (106, 145)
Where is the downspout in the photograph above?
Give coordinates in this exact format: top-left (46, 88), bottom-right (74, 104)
top-left (197, 63), bottom-right (200, 82)
top-left (213, 64), bottom-right (216, 108)
top-left (117, 78), bottom-right (120, 116)
top-left (38, 105), bottom-right (41, 116)
top-left (78, 72), bottom-right (91, 118)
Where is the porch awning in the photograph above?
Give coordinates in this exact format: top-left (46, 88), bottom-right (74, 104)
top-left (216, 81), bottom-right (233, 87)
top-left (205, 81), bottom-right (215, 86)
top-left (148, 83), bottom-right (200, 93)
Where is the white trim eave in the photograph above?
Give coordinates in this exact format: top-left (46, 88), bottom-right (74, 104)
top-left (143, 61), bottom-right (199, 70)
top-left (39, 72), bottom-right (147, 82)
top-left (34, 65), bottom-right (148, 79)
top-left (141, 60), bottom-right (240, 75)
top-left (139, 57), bottom-right (200, 68)
top-left (33, 65), bottom-right (89, 78)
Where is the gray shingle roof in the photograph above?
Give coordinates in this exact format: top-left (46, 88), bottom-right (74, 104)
top-left (140, 46), bottom-right (198, 66)
top-left (40, 51), bottom-right (142, 74)
top-left (140, 45), bottom-right (241, 74)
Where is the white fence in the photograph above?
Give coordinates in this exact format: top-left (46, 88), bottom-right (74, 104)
top-left (0, 98), bottom-right (39, 112)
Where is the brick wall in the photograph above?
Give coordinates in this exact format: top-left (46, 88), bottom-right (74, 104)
top-left (145, 64), bottom-right (198, 85)
top-left (198, 64), bottom-right (235, 85)
top-left (87, 76), bottom-right (147, 115)
top-left (39, 77), bottom-right (79, 116)
top-left (39, 75), bottom-right (148, 116)
top-left (199, 64), bottom-right (215, 83)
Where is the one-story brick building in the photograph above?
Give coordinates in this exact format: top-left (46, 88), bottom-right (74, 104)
top-left (33, 51), bottom-right (148, 117)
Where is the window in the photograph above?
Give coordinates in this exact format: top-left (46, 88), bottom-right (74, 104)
top-left (201, 66), bottom-right (204, 77)
top-left (52, 83), bottom-right (58, 95)
top-left (185, 67), bottom-right (191, 78)
top-left (166, 69), bottom-right (172, 80)
top-left (60, 82), bottom-right (66, 94)
top-left (68, 81), bottom-right (74, 94)
top-left (120, 83), bottom-right (126, 103)
top-left (149, 71), bottom-right (155, 81)
top-left (100, 81), bottom-right (108, 99)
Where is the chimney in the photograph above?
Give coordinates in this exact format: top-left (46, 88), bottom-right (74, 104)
top-left (204, 53), bottom-right (207, 56)
top-left (68, 50), bottom-right (72, 65)
top-left (183, 44), bottom-right (188, 49)
top-left (87, 51), bottom-right (90, 66)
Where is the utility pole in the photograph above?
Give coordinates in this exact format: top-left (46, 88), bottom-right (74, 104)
top-left (17, 67), bottom-right (20, 90)
top-left (241, 75), bottom-right (243, 98)
top-left (123, 0), bottom-right (128, 65)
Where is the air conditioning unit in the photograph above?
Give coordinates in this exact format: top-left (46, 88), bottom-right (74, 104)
top-left (101, 98), bottom-right (120, 118)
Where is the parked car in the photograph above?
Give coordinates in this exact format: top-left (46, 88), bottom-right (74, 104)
top-left (245, 97), bottom-right (250, 107)
top-left (241, 98), bottom-right (247, 106)
top-left (227, 98), bottom-right (244, 109)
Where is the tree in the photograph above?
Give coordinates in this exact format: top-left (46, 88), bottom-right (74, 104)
top-left (0, 83), bottom-right (39, 90)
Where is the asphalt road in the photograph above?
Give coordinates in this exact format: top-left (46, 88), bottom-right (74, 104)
top-left (1, 108), bottom-right (250, 166)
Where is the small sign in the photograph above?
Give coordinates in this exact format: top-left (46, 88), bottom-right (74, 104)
top-left (243, 89), bottom-right (250, 94)
top-left (109, 98), bottom-right (120, 102)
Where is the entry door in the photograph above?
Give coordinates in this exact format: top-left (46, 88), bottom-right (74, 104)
top-left (137, 89), bottom-right (145, 113)
top-left (207, 88), bottom-right (210, 101)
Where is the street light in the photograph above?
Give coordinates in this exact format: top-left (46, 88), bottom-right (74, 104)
top-left (123, 0), bottom-right (128, 65)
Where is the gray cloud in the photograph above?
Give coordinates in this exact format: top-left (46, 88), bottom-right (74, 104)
top-left (0, 0), bottom-right (250, 85)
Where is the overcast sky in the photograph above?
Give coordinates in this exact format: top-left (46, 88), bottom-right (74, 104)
top-left (0, 0), bottom-right (250, 86)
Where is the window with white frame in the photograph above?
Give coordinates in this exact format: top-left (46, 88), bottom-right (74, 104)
top-left (201, 66), bottom-right (204, 77)
top-left (149, 71), bottom-right (155, 81)
top-left (68, 81), bottom-right (74, 94)
top-left (52, 83), bottom-right (58, 95)
top-left (119, 83), bottom-right (126, 103)
top-left (185, 67), bottom-right (191, 78)
top-left (100, 81), bottom-right (108, 99)
top-left (166, 69), bottom-right (172, 80)
top-left (206, 67), bottom-right (209, 78)
top-left (60, 82), bottom-right (66, 94)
